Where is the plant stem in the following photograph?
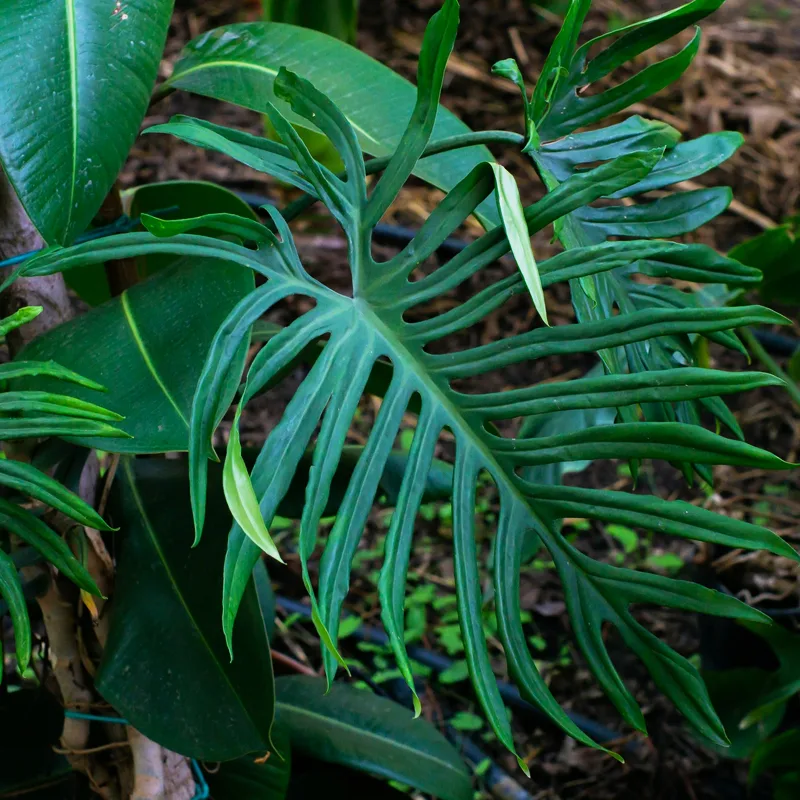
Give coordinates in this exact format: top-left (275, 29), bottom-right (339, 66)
top-left (128, 729), bottom-right (165, 800)
top-left (281, 129), bottom-right (524, 222)
top-left (741, 326), bottom-right (800, 410)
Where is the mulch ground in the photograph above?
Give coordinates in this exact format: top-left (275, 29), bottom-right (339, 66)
top-left (124, 2), bottom-right (800, 798)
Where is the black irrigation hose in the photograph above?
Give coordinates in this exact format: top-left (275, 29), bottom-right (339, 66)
top-left (275, 595), bottom-right (634, 753)
top-left (750, 330), bottom-right (799, 357)
top-left (445, 731), bottom-right (534, 800)
top-left (372, 222), bottom-right (470, 258)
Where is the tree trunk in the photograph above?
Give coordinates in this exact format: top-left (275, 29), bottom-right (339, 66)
top-left (0, 170), bottom-right (72, 351)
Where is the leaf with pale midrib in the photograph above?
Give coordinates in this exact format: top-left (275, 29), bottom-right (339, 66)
top-left (96, 458), bottom-right (275, 761)
top-left (17, 259), bottom-right (253, 453)
top-left (162, 20), bottom-right (500, 226)
top-left (276, 677), bottom-right (471, 800)
top-left (0, 0), bottom-right (172, 245)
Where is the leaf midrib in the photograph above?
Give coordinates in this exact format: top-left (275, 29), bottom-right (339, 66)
top-left (121, 459), bottom-right (269, 746)
top-left (120, 290), bottom-right (189, 428)
top-left (358, 302), bottom-right (544, 530)
top-left (275, 700), bottom-right (468, 782)
top-left (65, 0), bottom-right (78, 240)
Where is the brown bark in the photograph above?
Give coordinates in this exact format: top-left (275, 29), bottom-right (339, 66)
top-left (0, 170), bottom-right (72, 351)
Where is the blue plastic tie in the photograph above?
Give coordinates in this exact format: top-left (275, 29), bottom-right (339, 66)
top-left (64, 710), bottom-right (208, 799)
top-left (64, 711), bottom-right (130, 725)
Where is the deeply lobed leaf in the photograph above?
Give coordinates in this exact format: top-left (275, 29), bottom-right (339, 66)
top-left (8, 0), bottom-right (796, 768)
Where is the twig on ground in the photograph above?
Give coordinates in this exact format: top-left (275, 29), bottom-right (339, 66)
top-left (272, 648), bottom-right (318, 676)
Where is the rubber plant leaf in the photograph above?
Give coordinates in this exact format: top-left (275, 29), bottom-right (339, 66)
top-left (0, 0), bottom-right (173, 244)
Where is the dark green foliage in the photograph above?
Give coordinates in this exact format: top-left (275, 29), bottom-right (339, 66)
top-left (2, 0), bottom-right (796, 771)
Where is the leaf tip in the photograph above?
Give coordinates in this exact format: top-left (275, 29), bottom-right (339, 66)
top-left (16, 647), bottom-right (31, 676)
top-left (412, 693), bottom-right (422, 719)
top-left (607, 748), bottom-right (625, 764)
top-left (223, 622), bottom-right (235, 662)
top-left (780, 542), bottom-right (800, 564)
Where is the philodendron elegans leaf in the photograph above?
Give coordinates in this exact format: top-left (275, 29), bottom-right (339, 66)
top-left (12, 0), bottom-right (797, 771)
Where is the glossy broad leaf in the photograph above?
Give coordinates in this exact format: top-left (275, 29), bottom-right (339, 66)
top-left (96, 458), bottom-right (275, 760)
top-left (160, 16), bottom-right (500, 225)
top-left (127, 180), bottom-right (262, 281)
top-left (18, 257), bottom-right (254, 453)
top-left (276, 677), bottom-right (471, 800)
top-left (66, 180), bottom-right (260, 306)
top-left (0, 0), bottom-right (172, 244)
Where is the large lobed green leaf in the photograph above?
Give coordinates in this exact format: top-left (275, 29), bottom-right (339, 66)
top-left (515, 0), bottom-right (746, 482)
top-left (9, 0), bottom-right (797, 769)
